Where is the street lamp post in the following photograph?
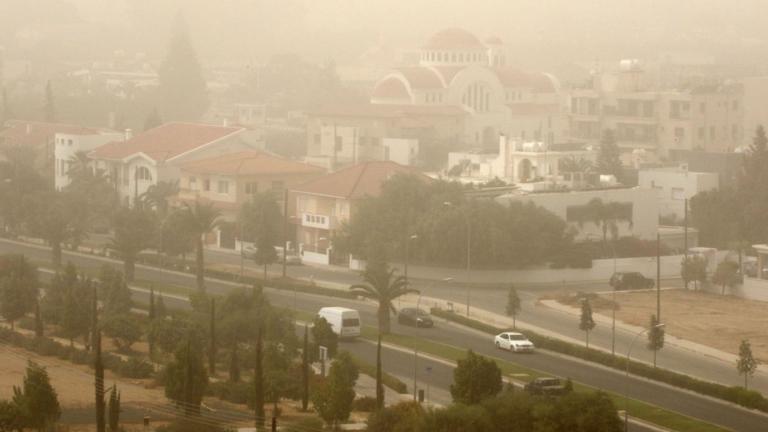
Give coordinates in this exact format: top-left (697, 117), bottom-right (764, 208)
top-left (402, 233), bottom-right (418, 308)
top-left (625, 323), bottom-right (665, 431)
top-left (444, 202), bottom-right (472, 317)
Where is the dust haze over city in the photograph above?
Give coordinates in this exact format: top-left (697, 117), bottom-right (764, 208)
top-left (2, 1), bottom-right (768, 431)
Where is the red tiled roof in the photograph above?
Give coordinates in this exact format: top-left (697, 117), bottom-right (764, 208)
top-left (309, 103), bottom-right (467, 119)
top-left (291, 161), bottom-right (430, 200)
top-left (493, 68), bottom-right (557, 93)
top-left (0, 120), bottom-right (106, 147)
top-left (423, 28), bottom-right (485, 51)
top-left (180, 150), bottom-right (326, 176)
top-left (371, 77), bottom-right (411, 100)
top-left (88, 122), bottom-right (243, 163)
top-left (394, 67), bottom-right (444, 89)
top-left (507, 103), bottom-right (561, 116)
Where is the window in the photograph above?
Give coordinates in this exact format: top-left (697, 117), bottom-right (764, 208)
top-left (698, 127), bottom-right (705, 140)
top-left (189, 176), bottom-right (197, 190)
top-left (671, 187), bottom-right (685, 200)
top-left (245, 182), bottom-right (258, 194)
top-left (135, 166), bottom-right (152, 181)
top-left (203, 179), bottom-right (210, 191)
top-left (217, 180), bottom-right (229, 194)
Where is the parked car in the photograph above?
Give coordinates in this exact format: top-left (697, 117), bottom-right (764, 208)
top-left (609, 271), bottom-right (654, 290)
top-left (397, 308), bottom-right (434, 328)
top-left (524, 377), bottom-right (567, 396)
top-left (318, 307), bottom-right (361, 338)
top-left (494, 331), bottom-right (535, 353)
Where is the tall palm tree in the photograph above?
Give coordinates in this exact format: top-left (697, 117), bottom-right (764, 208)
top-left (109, 206), bottom-right (157, 281)
top-left (577, 198), bottom-right (632, 252)
top-left (350, 259), bottom-right (418, 334)
top-left (66, 151), bottom-right (93, 181)
top-left (177, 200), bottom-right (221, 291)
top-left (141, 181), bottom-right (179, 218)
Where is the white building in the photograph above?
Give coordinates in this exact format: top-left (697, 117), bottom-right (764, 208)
top-left (54, 129), bottom-right (125, 190)
top-left (371, 28), bottom-right (564, 148)
top-left (638, 167), bottom-right (719, 221)
top-left (495, 187), bottom-right (659, 241)
top-left (447, 135), bottom-right (595, 184)
top-left (88, 122), bottom-right (259, 206)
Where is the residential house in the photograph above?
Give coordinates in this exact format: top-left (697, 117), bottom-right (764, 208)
top-left (0, 120), bottom-right (113, 182)
top-left (88, 122), bottom-right (258, 206)
top-left (290, 161), bottom-right (430, 266)
top-left (638, 167), bottom-right (718, 221)
top-left (174, 150), bottom-right (325, 249)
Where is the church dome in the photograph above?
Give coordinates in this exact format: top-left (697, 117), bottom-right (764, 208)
top-left (423, 28), bottom-right (485, 51)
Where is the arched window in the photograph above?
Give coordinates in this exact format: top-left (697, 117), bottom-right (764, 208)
top-left (135, 166), bottom-right (152, 181)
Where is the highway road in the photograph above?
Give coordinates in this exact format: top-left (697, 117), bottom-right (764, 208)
top-left (202, 247), bottom-right (768, 395)
top-left (9, 240), bottom-right (768, 431)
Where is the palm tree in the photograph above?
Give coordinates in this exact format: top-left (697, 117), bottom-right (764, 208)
top-left (141, 181), bottom-right (179, 218)
top-left (177, 200), bottom-right (221, 291)
top-left (576, 198), bottom-right (632, 253)
top-left (109, 206), bottom-right (157, 281)
top-left (66, 151), bottom-right (93, 181)
top-left (350, 259), bottom-right (418, 334)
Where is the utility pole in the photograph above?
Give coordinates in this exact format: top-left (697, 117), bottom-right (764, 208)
top-left (282, 188), bottom-right (288, 278)
top-left (657, 233), bottom-right (661, 321)
top-left (684, 198), bottom-right (689, 289)
top-left (413, 349), bottom-right (418, 401)
top-left (465, 213), bottom-right (472, 317)
top-left (94, 307), bottom-right (105, 432)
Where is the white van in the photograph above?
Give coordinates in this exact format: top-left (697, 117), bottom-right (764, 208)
top-left (317, 307), bottom-right (361, 338)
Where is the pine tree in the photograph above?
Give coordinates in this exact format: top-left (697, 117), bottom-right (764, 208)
top-left (579, 298), bottom-right (596, 348)
top-left (254, 327), bottom-right (265, 429)
top-left (156, 294), bottom-right (167, 319)
top-left (13, 361), bottom-right (61, 430)
top-left (143, 108), bottom-right (163, 131)
top-left (737, 339), bottom-right (759, 390)
top-left (505, 285), bottom-right (522, 329)
top-left (107, 386), bottom-right (120, 431)
top-left (301, 325), bottom-right (309, 411)
top-left (646, 314), bottom-right (665, 367)
top-left (596, 129), bottom-right (623, 181)
top-left (158, 14), bottom-right (209, 121)
top-left (44, 80), bottom-right (56, 122)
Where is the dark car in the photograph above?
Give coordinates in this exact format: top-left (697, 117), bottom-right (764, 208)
top-left (524, 377), bottom-right (567, 396)
top-left (397, 308), bottom-right (434, 328)
top-left (609, 271), bottom-right (654, 291)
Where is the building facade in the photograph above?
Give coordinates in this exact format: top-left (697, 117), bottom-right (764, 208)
top-left (638, 167), bottom-right (719, 221)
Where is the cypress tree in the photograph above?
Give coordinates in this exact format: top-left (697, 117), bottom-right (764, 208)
top-left (209, 298), bottom-right (217, 376)
top-left (301, 325), bottom-right (309, 411)
top-left (107, 385), bottom-right (120, 431)
top-left (94, 327), bottom-right (105, 432)
top-left (156, 294), bottom-right (167, 319)
top-left (148, 288), bottom-right (155, 358)
top-left (34, 299), bottom-right (43, 338)
top-left (254, 327), bottom-right (264, 430)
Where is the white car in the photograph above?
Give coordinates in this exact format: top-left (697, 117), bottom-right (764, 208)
top-left (494, 332), bottom-right (535, 353)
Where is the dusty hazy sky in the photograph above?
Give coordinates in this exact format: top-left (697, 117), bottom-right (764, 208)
top-left (3, 0), bottom-right (768, 67)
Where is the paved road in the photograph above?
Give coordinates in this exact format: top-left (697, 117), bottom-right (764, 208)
top-left (8, 240), bottom-right (768, 431)
top-left (204, 247), bottom-right (768, 394)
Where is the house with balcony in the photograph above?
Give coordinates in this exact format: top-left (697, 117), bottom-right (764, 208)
top-left (174, 150), bottom-right (325, 249)
top-left (290, 160), bottom-right (430, 266)
top-left (88, 122), bottom-right (258, 206)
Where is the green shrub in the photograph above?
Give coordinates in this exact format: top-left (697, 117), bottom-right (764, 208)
top-left (209, 381), bottom-right (253, 405)
top-left (352, 396), bottom-right (378, 412)
top-left (430, 308), bottom-right (768, 413)
top-left (120, 357), bottom-right (154, 379)
top-left (69, 348), bottom-right (92, 365)
top-left (283, 417), bottom-right (324, 432)
top-left (28, 337), bottom-right (65, 357)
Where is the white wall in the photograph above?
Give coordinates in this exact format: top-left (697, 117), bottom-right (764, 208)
top-left (382, 138), bottom-right (418, 165)
top-left (54, 132), bottom-right (123, 190)
top-left (638, 169), bottom-right (719, 219)
top-left (496, 187), bottom-right (659, 240)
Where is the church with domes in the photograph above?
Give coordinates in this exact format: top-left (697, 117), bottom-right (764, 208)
top-left (371, 28), bottom-right (566, 149)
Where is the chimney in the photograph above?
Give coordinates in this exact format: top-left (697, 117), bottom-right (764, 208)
top-left (124, 128), bottom-right (133, 141)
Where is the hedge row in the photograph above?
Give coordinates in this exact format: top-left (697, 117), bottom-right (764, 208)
top-left (0, 327), bottom-right (154, 379)
top-left (135, 253), bottom-right (355, 300)
top-left (430, 308), bottom-right (768, 413)
top-left (351, 355), bottom-right (409, 394)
